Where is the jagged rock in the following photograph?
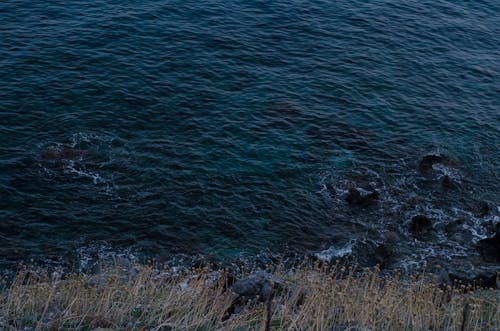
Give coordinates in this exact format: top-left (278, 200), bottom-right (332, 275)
top-left (418, 153), bottom-right (459, 173)
top-left (225, 271), bottom-right (285, 320)
top-left (231, 271), bottom-right (284, 300)
top-left (345, 188), bottom-right (379, 206)
top-left (409, 215), bottom-right (432, 234)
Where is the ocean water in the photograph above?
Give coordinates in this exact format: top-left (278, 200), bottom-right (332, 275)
top-left (0, 0), bottom-right (499, 273)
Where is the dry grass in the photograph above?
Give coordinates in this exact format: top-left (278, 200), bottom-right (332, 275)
top-left (0, 262), bottom-right (498, 330)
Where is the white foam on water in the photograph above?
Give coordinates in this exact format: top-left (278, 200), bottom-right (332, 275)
top-left (432, 163), bottom-right (462, 183)
top-left (318, 161), bottom-right (500, 276)
top-left (462, 221), bottom-right (487, 241)
top-left (36, 164), bottom-right (57, 180)
top-left (64, 160), bottom-right (104, 185)
top-left (69, 132), bottom-right (116, 148)
top-left (314, 241), bottom-right (354, 263)
top-left (76, 241), bottom-right (138, 274)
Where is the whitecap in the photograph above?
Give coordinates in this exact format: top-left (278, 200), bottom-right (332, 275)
top-left (314, 242), bottom-right (354, 263)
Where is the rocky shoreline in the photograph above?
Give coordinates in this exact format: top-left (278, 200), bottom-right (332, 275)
top-left (318, 151), bottom-right (499, 287)
top-left (1, 151), bottom-right (498, 295)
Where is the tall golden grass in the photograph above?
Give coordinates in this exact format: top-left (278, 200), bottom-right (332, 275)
top-left (0, 262), bottom-right (498, 330)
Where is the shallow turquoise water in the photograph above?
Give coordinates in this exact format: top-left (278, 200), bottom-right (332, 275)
top-left (0, 0), bottom-right (499, 270)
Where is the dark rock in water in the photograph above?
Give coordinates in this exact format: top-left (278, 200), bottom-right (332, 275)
top-left (41, 147), bottom-right (91, 161)
top-left (481, 220), bottom-right (499, 236)
top-left (355, 242), bottom-right (396, 269)
top-left (418, 153), bottom-right (459, 173)
top-left (409, 215), bottom-right (432, 234)
top-left (440, 175), bottom-right (458, 189)
top-left (476, 234), bottom-right (500, 263)
top-left (463, 199), bottom-right (490, 218)
top-left (444, 219), bottom-right (465, 234)
top-left (345, 188), bottom-right (379, 206)
top-left (372, 244), bottom-right (394, 268)
top-left (231, 271), bottom-right (284, 301)
top-left (473, 201), bottom-right (490, 217)
top-left (325, 182), bottom-right (337, 195)
top-left (442, 219), bottom-right (473, 244)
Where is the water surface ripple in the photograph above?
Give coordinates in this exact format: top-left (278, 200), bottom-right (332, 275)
top-left (0, 0), bottom-right (499, 273)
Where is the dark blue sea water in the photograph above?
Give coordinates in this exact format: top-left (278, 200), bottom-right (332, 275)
top-left (1, 0), bottom-right (499, 273)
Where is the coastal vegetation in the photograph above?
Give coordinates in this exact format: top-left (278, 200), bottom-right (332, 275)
top-left (0, 261), bottom-right (498, 330)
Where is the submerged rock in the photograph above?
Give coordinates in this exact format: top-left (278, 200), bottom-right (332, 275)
top-left (418, 153), bottom-right (459, 173)
top-left (409, 215), bottom-right (432, 234)
top-left (41, 147), bottom-right (91, 162)
top-left (345, 188), bottom-right (379, 206)
top-left (267, 101), bottom-right (304, 117)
